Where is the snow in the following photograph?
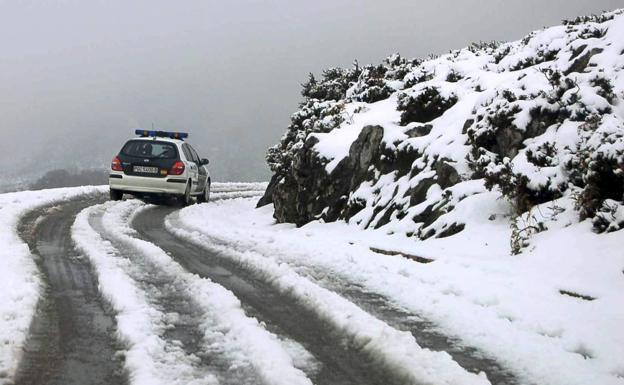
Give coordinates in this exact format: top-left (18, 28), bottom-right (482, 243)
top-left (282, 10), bottom-right (624, 242)
top-left (73, 200), bottom-right (312, 385)
top-left (72, 204), bottom-right (203, 385)
top-left (2, 9), bottom-right (624, 385)
top-left (167, 203), bottom-right (491, 385)
top-left (172, 197), bottom-right (624, 385)
top-left (276, 337), bottom-right (322, 378)
top-left (312, 97), bottom-right (402, 173)
top-left (211, 182), bottom-right (268, 193)
top-left (0, 186), bottom-right (105, 381)
top-left (266, 14), bottom-right (624, 382)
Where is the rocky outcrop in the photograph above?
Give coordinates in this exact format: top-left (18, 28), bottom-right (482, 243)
top-left (267, 125), bottom-right (386, 225)
top-left (261, 10), bottom-right (624, 238)
top-left (266, 121), bottom-right (467, 237)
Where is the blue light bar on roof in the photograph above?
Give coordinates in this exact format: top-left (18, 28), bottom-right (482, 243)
top-left (135, 129), bottom-right (189, 140)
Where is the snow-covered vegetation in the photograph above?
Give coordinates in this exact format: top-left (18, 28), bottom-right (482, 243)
top-left (263, 10), bottom-right (624, 252)
top-left (252, 11), bottom-right (624, 383)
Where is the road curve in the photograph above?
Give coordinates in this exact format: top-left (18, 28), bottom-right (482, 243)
top-left (15, 196), bottom-right (126, 385)
top-left (88, 206), bottom-right (261, 385)
top-left (132, 205), bottom-right (410, 385)
top-left (10, 189), bottom-right (516, 385)
top-left (317, 279), bottom-right (517, 385)
top-left (144, 200), bottom-right (520, 385)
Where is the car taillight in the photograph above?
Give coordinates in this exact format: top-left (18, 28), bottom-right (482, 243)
top-left (170, 161), bottom-right (185, 175)
top-left (111, 156), bottom-right (123, 171)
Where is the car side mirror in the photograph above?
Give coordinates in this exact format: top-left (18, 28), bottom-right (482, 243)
top-left (201, 158), bottom-right (209, 165)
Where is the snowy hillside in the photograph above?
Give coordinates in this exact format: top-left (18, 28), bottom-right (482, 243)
top-left (252, 11), bottom-right (624, 383)
top-left (261, 10), bottom-right (624, 253)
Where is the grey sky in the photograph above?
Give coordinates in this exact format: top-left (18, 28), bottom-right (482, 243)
top-left (0, 0), bottom-right (621, 183)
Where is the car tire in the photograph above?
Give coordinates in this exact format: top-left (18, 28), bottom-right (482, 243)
top-left (110, 189), bottom-right (123, 201)
top-left (197, 183), bottom-right (210, 203)
top-left (179, 182), bottom-right (192, 207)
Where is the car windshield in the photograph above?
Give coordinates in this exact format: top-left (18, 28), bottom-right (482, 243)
top-left (121, 140), bottom-right (177, 159)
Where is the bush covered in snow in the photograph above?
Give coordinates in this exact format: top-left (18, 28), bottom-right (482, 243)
top-left (398, 87), bottom-right (458, 126)
top-left (261, 9), bottom-right (624, 246)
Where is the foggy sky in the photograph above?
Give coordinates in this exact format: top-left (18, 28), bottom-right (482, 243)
top-left (0, 0), bottom-right (621, 184)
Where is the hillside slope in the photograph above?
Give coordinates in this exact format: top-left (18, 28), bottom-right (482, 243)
top-left (260, 10), bottom-right (624, 252)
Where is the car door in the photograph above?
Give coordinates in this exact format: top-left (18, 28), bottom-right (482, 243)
top-left (187, 144), bottom-right (207, 192)
top-left (181, 144), bottom-right (200, 191)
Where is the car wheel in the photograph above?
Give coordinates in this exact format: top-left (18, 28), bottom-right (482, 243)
top-left (179, 182), bottom-right (192, 207)
top-left (197, 183), bottom-right (210, 203)
top-left (110, 189), bottom-right (123, 201)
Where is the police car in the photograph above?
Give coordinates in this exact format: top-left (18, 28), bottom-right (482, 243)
top-left (109, 130), bottom-right (211, 205)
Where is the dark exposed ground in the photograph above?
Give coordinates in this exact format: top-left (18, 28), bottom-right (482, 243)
top-left (14, 196), bottom-right (127, 385)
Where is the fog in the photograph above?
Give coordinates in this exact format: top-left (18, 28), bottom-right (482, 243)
top-left (0, 0), bottom-right (620, 186)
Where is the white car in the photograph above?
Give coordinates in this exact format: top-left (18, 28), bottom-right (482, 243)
top-left (109, 130), bottom-right (211, 205)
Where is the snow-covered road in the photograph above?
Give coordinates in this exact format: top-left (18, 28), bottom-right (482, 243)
top-left (1, 184), bottom-right (545, 385)
top-left (16, 196), bottom-right (125, 385)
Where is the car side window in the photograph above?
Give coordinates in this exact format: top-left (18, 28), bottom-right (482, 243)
top-left (188, 145), bottom-right (201, 164)
top-left (181, 144), bottom-right (193, 162)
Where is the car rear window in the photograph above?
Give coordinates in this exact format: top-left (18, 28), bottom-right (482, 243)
top-left (121, 140), bottom-right (177, 159)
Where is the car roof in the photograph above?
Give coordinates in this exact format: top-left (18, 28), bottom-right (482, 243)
top-left (128, 136), bottom-right (186, 145)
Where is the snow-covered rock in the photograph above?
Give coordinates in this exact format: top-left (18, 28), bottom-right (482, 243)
top-left (262, 9), bottom-right (624, 245)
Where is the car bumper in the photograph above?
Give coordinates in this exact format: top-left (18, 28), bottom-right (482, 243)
top-left (109, 173), bottom-right (188, 195)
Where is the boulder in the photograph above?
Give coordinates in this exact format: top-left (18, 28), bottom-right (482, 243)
top-left (256, 173), bottom-right (280, 207)
top-left (405, 124), bottom-right (432, 138)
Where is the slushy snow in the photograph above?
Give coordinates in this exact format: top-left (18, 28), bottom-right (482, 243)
top-left (74, 199), bottom-right (312, 385)
top-left (0, 186), bottom-right (105, 382)
top-left (172, 196), bottom-right (624, 385)
top-left (167, 205), bottom-right (492, 385)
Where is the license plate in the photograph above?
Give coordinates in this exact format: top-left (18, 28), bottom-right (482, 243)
top-left (133, 165), bottom-right (159, 174)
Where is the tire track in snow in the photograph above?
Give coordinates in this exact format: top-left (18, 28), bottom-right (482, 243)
top-left (74, 204), bottom-right (220, 385)
top-left (137, 205), bottom-right (490, 385)
top-left (85, 205), bottom-right (253, 385)
top-left (172, 199), bottom-right (519, 384)
top-left (303, 275), bottom-right (518, 385)
top-left (14, 197), bottom-right (127, 385)
top-left (86, 200), bottom-right (311, 385)
top-left (133, 205), bottom-right (402, 385)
